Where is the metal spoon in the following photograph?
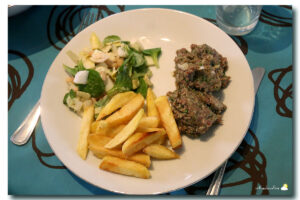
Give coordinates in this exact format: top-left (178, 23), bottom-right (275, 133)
top-left (10, 100), bottom-right (40, 145)
top-left (9, 11), bottom-right (97, 146)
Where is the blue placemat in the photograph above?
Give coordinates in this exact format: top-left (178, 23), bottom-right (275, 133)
top-left (8, 5), bottom-right (293, 196)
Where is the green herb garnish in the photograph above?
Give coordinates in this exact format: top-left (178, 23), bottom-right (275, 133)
top-left (77, 69), bottom-right (105, 98)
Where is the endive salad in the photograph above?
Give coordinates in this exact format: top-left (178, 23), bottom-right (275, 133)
top-left (63, 33), bottom-right (161, 118)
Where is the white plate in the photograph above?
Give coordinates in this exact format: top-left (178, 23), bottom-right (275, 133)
top-left (41, 8), bottom-right (254, 195)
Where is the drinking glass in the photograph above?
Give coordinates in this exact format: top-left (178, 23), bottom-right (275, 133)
top-left (216, 5), bottom-right (262, 36)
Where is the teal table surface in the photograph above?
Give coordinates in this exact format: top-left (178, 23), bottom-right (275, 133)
top-left (8, 5), bottom-right (293, 196)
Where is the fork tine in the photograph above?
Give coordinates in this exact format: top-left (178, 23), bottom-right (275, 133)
top-left (83, 12), bottom-right (91, 29)
top-left (78, 10), bottom-right (87, 33)
top-left (78, 11), bottom-right (90, 34)
top-left (90, 13), bottom-right (95, 26)
top-left (78, 11), bottom-right (96, 34)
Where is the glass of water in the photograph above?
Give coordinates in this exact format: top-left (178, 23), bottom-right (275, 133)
top-left (216, 5), bottom-right (262, 36)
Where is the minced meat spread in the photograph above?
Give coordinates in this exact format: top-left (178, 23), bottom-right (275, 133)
top-left (167, 44), bottom-right (230, 137)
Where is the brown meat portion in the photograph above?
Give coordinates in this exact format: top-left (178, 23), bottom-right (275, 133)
top-left (167, 87), bottom-right (222, 137)
top-left (197, 92), bottom-right (226, 114)
top-left (174, 64), bottom-right (222, 92)
top-left (174, 44), bottom-right (230, 92)
top-left (168, 44), bottom-right (230, 137)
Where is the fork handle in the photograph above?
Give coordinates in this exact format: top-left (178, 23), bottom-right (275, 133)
top-left (206, 160), bottom-right (227, 195)
top-left (10, 100), bottom-right (41, 145)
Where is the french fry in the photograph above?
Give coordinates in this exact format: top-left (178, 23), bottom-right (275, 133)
top-left (106, 124), bottom-right (125, 138)
top-left (100, 156), bottom-right (150, 179)
top-left (77, 105), bottom-right (94, 160)
top-left (91, 121), bottom-right (125, 138)
top-left (137, 116), bottom-right (160, 129)
top-left (90, 121), bottom-right (98, 133)
top-left (153, 134), bottom-right (167, 145)
top-left (90, 121), bottom-right (108, 135)
top-left (155, 96), bottom-right (182, 149)
top-left (147, 88), bottom-right (160, 119)
top-left (91, 152), bottom-right (151, 168)
top-left (93, 152), bottom-right (151, 168)
top-left (143, 144), bottom-right (179, 159)
top-left (88, 134), bottom-right (112, 147)
top-left (88, 134), bottom-right (151, 167)
top-left (122, 130), bottom-right (164, 156)
top-left (105, 109), bottom-right (144, 149)
top-left (96, 91), bottom-right (137, 121)
top-left (135, 127), bottom-right (165, 134)
top-left (128, 153), bottom-right (151, 168)
top-left (102, 94), bottom-right (144, 127)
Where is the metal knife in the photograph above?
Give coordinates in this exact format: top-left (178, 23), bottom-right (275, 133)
top-left (206, 67), bottom-right (265, 195)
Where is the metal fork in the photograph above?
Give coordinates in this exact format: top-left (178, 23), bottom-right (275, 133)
top-left (10, 10), bottom-right (96, 145)
top-left (78, 10), bottom-right (95, 33)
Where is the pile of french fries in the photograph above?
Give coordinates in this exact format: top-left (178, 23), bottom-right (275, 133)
top-left (76, 88), bottom-right (182, 179)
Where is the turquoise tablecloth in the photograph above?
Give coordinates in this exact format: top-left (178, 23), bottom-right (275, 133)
top-left (8, 5), bottom-right (293, 196)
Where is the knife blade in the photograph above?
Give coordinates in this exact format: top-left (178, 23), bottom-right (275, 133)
top-left (252, 67), bottom-right (265, 94)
